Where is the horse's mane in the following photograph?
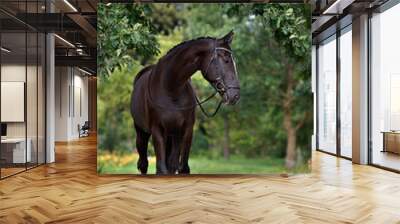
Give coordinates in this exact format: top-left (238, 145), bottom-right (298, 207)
top-left (134, 37), bottom-right (215, 85)
top-left (162, 36), bottom-right (216, 59)
top-left (134, 65), bottom-right (154, 85)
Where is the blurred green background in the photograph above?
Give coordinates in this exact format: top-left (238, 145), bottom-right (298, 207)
top-left (97, 3), bottom-right (312, 174)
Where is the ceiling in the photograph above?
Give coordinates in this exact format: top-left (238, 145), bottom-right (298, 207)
top-left (311, 0), bottom-right (390, 44)
top-left (0, 0), bottom-right (97, 74)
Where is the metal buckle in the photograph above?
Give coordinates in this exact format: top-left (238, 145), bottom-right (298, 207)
top-left (214, 77), bottom-right (226, 93)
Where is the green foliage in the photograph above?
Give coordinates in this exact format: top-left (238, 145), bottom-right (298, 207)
top-left (183, 3), bottom-right (237, 38)
top-left (98, 64), bottom-right (138, 152)
top-left (252, 4), bottom-right (311, 62)
top-left (184, 4), bottom-right (312, 160)
top-left (149, 4), bottom-right (185, 35)
top-left (97, 3), bottom-right (160, 77)
top-left (249, 4), bottom-right (313, 158)
top-left (98, 152), bottom-right (292, 174)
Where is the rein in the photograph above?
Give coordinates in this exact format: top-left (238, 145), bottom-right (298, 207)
top-left (193, 86), bottom-right (222, 118)
top-left (146, 44), bottom-right (238, 118)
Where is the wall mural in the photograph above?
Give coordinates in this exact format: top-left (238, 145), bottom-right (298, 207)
top-left (97, 3), bottom-right (312, 174)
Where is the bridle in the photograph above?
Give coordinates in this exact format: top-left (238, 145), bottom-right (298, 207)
top-left (195, 43), bottom-right (240, 117)
top-left (147, 42), bottom-right (239, 118)
top-left (204, 46), bottom-right (240, 94)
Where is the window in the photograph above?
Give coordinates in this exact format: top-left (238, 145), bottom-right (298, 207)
top-left (0, 2), bottom-right (46, 179)
top-left (318, 35), bottom-right (337, 154)
top-left (370, 3), bottom-right (400, 171)
top-left (339, 26), bottom-right (352, 158)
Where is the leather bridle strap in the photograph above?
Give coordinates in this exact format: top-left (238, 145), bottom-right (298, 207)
top-left (194, 90), bottom-right (223, 118)
top-left (204, 47), bottom-right (234, 81)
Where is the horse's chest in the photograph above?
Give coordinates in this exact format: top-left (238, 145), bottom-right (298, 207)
top-left (160, 110), bottom-right (190, 125)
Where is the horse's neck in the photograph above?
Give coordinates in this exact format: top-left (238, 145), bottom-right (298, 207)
top-left (157, 42), bottom-right (210, 95)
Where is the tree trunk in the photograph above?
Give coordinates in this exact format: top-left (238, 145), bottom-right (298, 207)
top-left (283, 62), bottom-right (297, 169)
top-left (284, 111), bottom-right (297, 169)
top-left (223, 113), bottom-right (230, 160)
top-left (198, 118), bottom-right (209, 150)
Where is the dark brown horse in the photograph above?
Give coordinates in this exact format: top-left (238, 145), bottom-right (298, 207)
top-left (131, 31), bottom-right (240, 175)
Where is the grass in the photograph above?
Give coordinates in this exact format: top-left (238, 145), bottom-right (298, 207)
top-left (97, 152), bottom-right (310, 174)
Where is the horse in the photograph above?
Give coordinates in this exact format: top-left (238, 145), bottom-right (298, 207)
top-left (130, 31), bottom-right (240, 175)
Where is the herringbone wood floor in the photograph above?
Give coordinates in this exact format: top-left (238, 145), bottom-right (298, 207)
top-left (1, 135), bottom-right (400, 224)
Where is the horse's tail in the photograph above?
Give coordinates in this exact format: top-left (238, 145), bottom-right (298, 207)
top-left (134, 65), bottom-right (154, 85)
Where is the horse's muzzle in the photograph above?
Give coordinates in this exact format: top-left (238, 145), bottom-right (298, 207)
top-left (223, 89), bottom-right (240, 105)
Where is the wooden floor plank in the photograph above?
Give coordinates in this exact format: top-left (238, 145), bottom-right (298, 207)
top-left (0, 135), bottom-right (399, 223)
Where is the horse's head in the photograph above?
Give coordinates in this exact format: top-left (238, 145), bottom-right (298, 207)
top-left (202, 31), bottom-right (240, 105)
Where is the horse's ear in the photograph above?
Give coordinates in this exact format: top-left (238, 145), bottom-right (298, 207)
top-left (220, 30), bottom-right (234, 45)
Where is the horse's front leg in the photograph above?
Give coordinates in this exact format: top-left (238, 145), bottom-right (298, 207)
top-left (179, 128), bottom-right (193, 174)
top-left (152, 127), bottom-right (168, 175)
top-left (167, 136), bottom-right (181, 174)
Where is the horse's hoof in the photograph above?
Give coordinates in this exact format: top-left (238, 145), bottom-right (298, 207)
top-left (167, 167), bottom-right (178, 175)
top-left (178, 165), bottom-right (190, 174)
top-left (156, 165), bottom-right (168, 175)
top-left (137, 158), bottom-right (148, 175)
top-left (156, 170), bottom-right (169, 175)
top-left (167, 160), bottom-right (179, 174)
top-left (139, 168), bottom-right (148, 175)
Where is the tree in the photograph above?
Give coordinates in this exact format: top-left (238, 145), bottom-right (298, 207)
top-left (149, 4), bottom-right (185, 35)
top-left (223, 113), bottom-right (231, 159)
top-left (98, 64), bottom-right (139, 152)
top-left (224, 4), bottom-right (312, 168)
top-left (248, 4), bottom-right (312, 169)
top-left (97, 3), bottom-right (160, 77)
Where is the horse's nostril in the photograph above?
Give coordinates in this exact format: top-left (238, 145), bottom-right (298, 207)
top-left (234, 94), bottom-right (239, 100)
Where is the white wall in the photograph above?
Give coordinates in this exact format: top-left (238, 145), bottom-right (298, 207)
top-left (1, 63), bottom-right (46, 164)
top-left (1, 64), bottom-right (26, 126)
top-left (55, 66), bottom-right (69, 141)
top-left (55, 67), bottom-right (89, 141)
top-left (1, 65), bottom-right (40, 137)
top-left (1, 65), bottom-right (26, 139)
top-left (72, 72), bottom-right (89, 138)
